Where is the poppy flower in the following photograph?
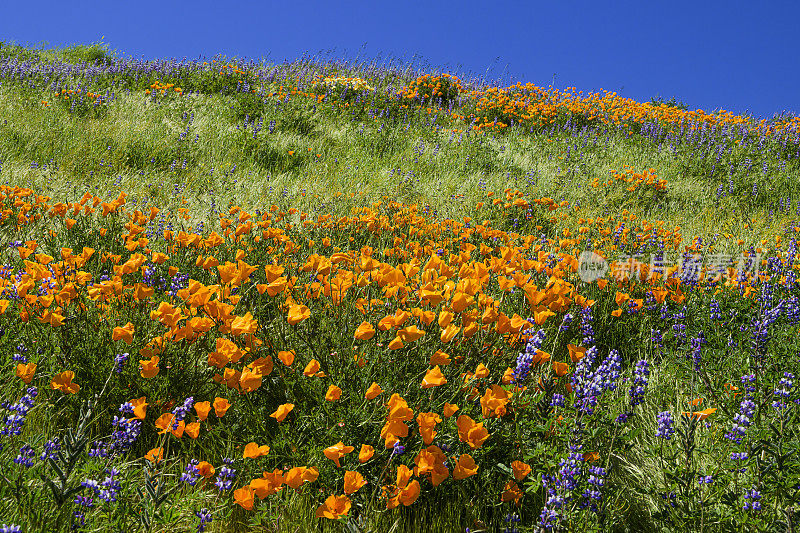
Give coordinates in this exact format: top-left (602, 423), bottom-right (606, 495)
top-left (51, 371), bottom-right (80, 394)
top-left (683, 407), bottom-right (717, 420)
top-left (234, 485), bottom-right (255, 510)
top-left (344, 471), bottom-right (367, 494)
top-left (195, 461), bottom-right (215, 477)
top-left (139, 356), bottom-right (160, 379)
top-left (194, 401), bottom-right (211, 421)
top-left (144, 447), bottom-right (164, 464)
top-left (112, 322), bottom-right (135, 345)
top-left (397, 479), bottom-right (421, 506)
top-left (303, 359), bottom-right (320, 376)
top-left (354, 322), bottom-right (376, 340)
top-left (456, 415), bottom-right (490, 449)
top-left (270, 403), bottom-right (294, 423)
top-left (443, 403), bottom-right (459, 418)
top-left (315, 494), bottom-right (351, 519)
top-left (358, 444), bottom-right (375, 463)
top-left (501, 480), bottom-right (524, 504)
top-left (184, 422), bottom-right (201, 439)
top-left (474, 363), bottom-right (489, 379)
top-left (552, 361), bottom-right (570, 377)
top-left (430, 350), bottom-right (450, 366)
top-left (568, 344), bottom-right (586, 362)
top-left (326, 385), bottom-right (342, 401)
top-left (421, 366), bottom-right (447, 388)
top-left (387, 336), bottom-right (404, 350)
top-left (416, 412), bottom-right (442, 445)
top-left (213, 397), bottom-right (231, 417)
top-left (398, 325), bottom-right (425, 342)
top-left (251, 470), bottom-right (285, 498)
top-left (129, 396), bottom-right (148, 420)
top-left (324, 441), bottom-right (355, 467)
top-left (453, 454), bottom-right (479, 480)
top-left (243, 442), bottom-right (270, 459)
top-left (285, 466), bottom-right (318, 489)
top-left (287, 304), bottom-right (311, 325)
top-left (511, 460), bottom-right (531, 481)
top-left (365, 382), bottom-right (383, 400)
top-left (16, 362), bottom-right (36, 384)
top-left (277, 350), bottom-right (295, 365)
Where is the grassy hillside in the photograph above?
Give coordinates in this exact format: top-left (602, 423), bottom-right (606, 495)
top-left (0, 41), bottom-right (798, 532)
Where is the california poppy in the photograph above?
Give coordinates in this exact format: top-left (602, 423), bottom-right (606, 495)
top-left (243, 442), bottom-right (270, 459)
top-left (51, 371), bottom-right (80, 394)
top-left (271, 403), bottom-right (294, 423)
top-left (315, 494), bottom-right (351, 519)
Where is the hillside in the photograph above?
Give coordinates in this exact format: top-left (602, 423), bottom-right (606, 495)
top-left (0, 42), bottom-right (798, 532)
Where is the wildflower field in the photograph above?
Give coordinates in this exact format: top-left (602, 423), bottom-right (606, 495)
top-left (0, 41), bottom-right (799, 532)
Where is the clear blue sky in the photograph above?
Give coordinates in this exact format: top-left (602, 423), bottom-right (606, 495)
top-left (2, 1), bottom-right (797, 119)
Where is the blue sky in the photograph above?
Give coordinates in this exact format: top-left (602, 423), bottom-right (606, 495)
top-left (2, 1), bottom-right (798, 119)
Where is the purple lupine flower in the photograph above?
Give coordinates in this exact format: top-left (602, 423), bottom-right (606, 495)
top-left (743, 488), bottom-right (762, 512)
top-left (196, 508), bottom-right (213, 532)
top-left (512, 328), bottom-right (546, 383)
top-left (171, 397), bottom-right (195, 430)
top-left (40, 438), bottom-right (60, 461)
top-left (726, 397), bottom-right (756, 444)
top-left (181, 459), bottom-right (200, 486)
top-left (214, 458), bottom-right (236, 491)
top-left (14, 444), bottom-right (35, 468)
top-left (113, 352), bottom-right (129, 373)
top-left (629, 359), bottom-right (650, 407)
top-left (580, 306), bottom-right (594, 345)
top-left (690, 331), bottom-right (706, 371)
top-left (773, 372), bottom-right (794, 411)
top-left (656, 411), bottom-right (675, 440)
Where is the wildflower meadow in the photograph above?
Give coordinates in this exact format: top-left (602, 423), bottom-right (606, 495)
top-left (0, 41), bottom-right (798, 532)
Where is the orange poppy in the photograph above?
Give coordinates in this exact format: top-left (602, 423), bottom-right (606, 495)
top-left (213, 397), bottom-right (231, 417)
top-left (326, 385), bottom-right (342, 401)
top-left (324, 441), bottom-right (355, 467)
top-left (270, 403), bottom-right (294, 423)
top-left (421, 366), bottom-right (447, 388)
top-left (194, 401), bottom-right (211, 421)
top-left (354, 322), bottom-right (376, 340)
top-left (287, 304), bottom-right (311, 325)
top-left (344, 471), bottom-right (367, 494)
top-left (16, 362), bottom-right (36, 384)
top-left (453, 454), bottom-right (479, 480)
top-left (51, 371), bottom-right (80, 394)
top-left (112, 322), bottom-right (135, 345)
top-left (365, 382), bottom-right (383, 400)
top-left (315, 494), bottom-right (351, 519)
top-left (144, 447), bottom-right (164, 464)
top-left (243, 442), bottom-right (271, 459)
top-left (358, 444), bottom-right (375, 463)
top-left (511, 460), bottom-right (531, 481)
top-left (234, 485), bottom-right (255, 510)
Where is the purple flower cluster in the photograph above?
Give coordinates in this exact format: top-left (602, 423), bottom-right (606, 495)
top-left (571, 348), bottom-right (620, 415)
top-left (196, 508), bottom-right (213, 532)
top-left (580, 306), bottom-right (595, 345)
top-left (171, 397), bottom-right (195, 431)
top-left (181, 459), bottom-right (201, 486)
top-left (81, 468), bottom-right (121, 503)
top-left (726, 396), bottom-right (756, 444)
top-left (13, 444), bottom-right (35, 468)
top-left (1, 386), bottom-right (38, 437)
top-left (512, 328), bottom-right (546, 384)
top-left (656, 411), bottom-right (675, 440)
top-left (629, 359), bottom-right (650, 407)
top-left (773, 372), bottom-right (795, 411)
top-left (214, 458), bottom-right (236, 491)
top-left (743, 488), bottom-right (762, 512)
